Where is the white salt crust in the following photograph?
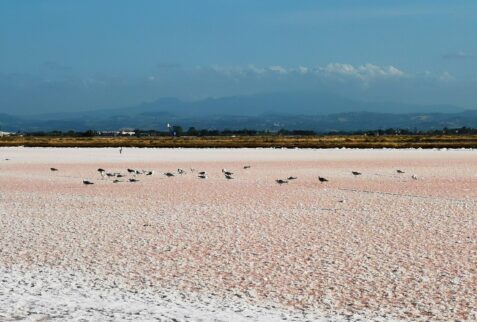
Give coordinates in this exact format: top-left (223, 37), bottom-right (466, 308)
top-left (1, 147), bottom-right (476, 321)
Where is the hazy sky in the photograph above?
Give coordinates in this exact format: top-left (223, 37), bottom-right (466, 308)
top-left (1, 0), bottom-right (476, 114)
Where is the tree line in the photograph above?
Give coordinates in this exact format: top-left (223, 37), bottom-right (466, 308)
top-left (18, 126), bottom-right (477, 137)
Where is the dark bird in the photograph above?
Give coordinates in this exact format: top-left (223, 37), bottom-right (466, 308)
top-left (127, 168), bottom-right (136, 174)
top-left (116, 174), bottom-right (125, 178)
top-left (50, 168), bottom-right (59, 171)
top-left (243, 165), bottom-right (251, 169)
top-left (106, 173), bottom-right (115, 177)
top-left (145, 171), bottom-right (154, 176)
top-left (224, 174), bottom-right (234, 180)
top-left (113, 179), bottom-right (122, 183)
top-left (198, 174), bottom-right (208, 179)
top-left (198, 171), bottom-right (207, 175)
top-left (164, 172), bottom-right (175, 177)
top-left (287, 176), bottom-right (297, 180)
top-left (352, 171), bottom-right (362, 176)
top-left (222, 169), bottom-right (234, 176)
top-left (97, 168), bottom-right (106, 178)
top-left (318, 176), bottom-right (328, 183)
top-left (129, 178), bottom-right (139, 183)
top-left (83, 180), bottom-right (94, 185)
top-left (276, 179), bottom-right (288, 185)
top-left (396, 169), bottom-right (405, 174)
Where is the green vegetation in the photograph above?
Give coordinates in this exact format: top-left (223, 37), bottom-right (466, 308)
top-left (2, 127), bottom-right (477, 148)
top-left (2, 132), bottom-right (477, 149)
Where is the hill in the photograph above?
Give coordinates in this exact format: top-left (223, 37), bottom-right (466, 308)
top-left (0, 92), bottom-right (473, 132)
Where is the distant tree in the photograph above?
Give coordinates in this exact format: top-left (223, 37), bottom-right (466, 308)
top-left (171, 125), bottom-right (183, 137)
top-left (187, 127), bottom-right (199, 136)
top-left (82, 130), bottom-right (97, 137)
top-left (291, 130), bottom-right (316, 136)
top-left (222, 128), bottom-right (233, 135)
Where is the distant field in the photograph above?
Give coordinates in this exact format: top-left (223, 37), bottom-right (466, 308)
top-left (1, 135), bottom-right (477, 148)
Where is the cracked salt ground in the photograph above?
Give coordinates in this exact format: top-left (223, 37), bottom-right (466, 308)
top-left (0, 147), bottom-right (477, 321)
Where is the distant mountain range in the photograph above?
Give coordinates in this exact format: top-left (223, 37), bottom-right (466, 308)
top-left (1, 92), bottom-right (476, 132)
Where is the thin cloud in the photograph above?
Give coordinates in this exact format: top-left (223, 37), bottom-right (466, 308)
top-left (443, 51), bottom-right (475, 60)
top-left (207, 63), bottom-right (406, 80)
top-left (321, 63), bottom-right (405, 81)
top-left (438, 72), bottom-right (455, 82)
top-left (42, 61), bottom-right (72, 72)
top-left (268, 65), bottom-right (288, 74)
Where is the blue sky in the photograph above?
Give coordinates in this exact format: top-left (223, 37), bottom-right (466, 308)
top-left (1, 0), bottom-right (476, 114)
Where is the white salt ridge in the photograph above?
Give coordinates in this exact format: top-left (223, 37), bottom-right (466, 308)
top-left (0, 267), bottom-right (395, 322)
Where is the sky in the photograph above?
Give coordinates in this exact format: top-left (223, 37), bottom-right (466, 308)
top-left (1, 0), bottom-right (476, 115)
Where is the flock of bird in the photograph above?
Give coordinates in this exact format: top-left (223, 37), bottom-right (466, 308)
top-left (47, 165), bottom-right (246, 185)
top-left (47, 165), bottom-right (418, 186)
top-left (275, 169), bottom-right (416, 185)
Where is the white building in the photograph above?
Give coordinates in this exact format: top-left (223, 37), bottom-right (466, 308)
top-left (120, 130), bottom-right (136, 136)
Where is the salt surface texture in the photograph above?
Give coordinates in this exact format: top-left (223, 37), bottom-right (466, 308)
top-left (0, 147), bottom-right (476, 321)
